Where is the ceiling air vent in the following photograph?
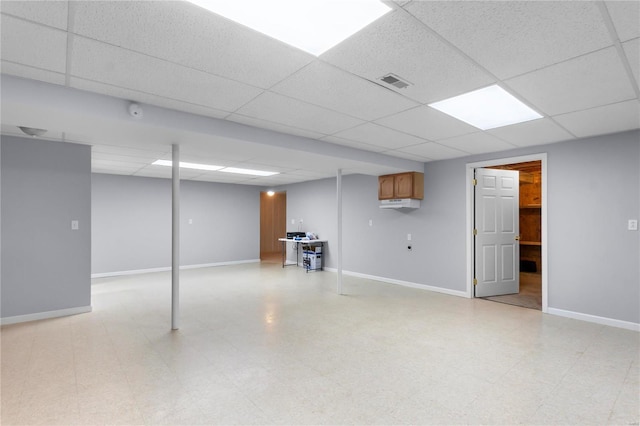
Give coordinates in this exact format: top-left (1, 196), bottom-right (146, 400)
top-left (380, 73), bottom-right (411, 89)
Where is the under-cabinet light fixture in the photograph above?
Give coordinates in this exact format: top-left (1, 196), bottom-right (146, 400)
top-left (428, 85), bottom-right (543, 130)
top-left (187, 0), bottom-right (392, 56)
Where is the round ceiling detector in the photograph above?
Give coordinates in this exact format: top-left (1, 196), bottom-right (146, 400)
top-left (18, 126), bottom-right (47, 137)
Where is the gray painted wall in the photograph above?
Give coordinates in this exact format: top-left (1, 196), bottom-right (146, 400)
top-left (1, 136), bottom-right (91, 318)
top-left (92, 174), bottom-right (261, 274)
top-left (284, 130), bottom-right (640, 324)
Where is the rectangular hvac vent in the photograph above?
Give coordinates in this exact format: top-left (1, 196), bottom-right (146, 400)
top-left (380, 73), bottom-right (411, 89)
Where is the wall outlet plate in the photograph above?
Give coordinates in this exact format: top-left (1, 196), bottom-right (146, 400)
top-left (629, 219), bottom-right (638, 231)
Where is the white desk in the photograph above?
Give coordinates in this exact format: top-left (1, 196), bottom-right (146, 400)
top-left (278, 238), bottom-right (327, 271)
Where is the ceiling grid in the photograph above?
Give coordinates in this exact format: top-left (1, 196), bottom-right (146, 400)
top-left (0, 0), bottom-right (638, 185)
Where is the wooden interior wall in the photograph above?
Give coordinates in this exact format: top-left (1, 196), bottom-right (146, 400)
top-left (491, 161), bottom-right (542, 272)
top-left (260, 192), bottom-right (286, 256)
top-left (520, 168), bottom-right (542, 272)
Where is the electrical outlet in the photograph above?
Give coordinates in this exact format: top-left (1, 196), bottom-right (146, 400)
top-left (369, 219), bottom-right (373, 227)
top-left (71, 220), bottom-right (79, 230)
top-left (291, 219), bottom-right (295, 225)
top-left (407, 233), bottom-right (412, 241)
top-left (629, 219), bottom-right (638, 231)
top-left (299, 219), bottom-right (303, 224)
top-left (188, 218), bottom-right (193, 225)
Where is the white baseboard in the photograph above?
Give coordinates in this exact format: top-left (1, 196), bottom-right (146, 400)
top-left (92, 266), bottom-right (170, 278)
top-left (1, 305), bottom-right (92, 326)
top-left (547, 307), bottom-right (640, 332)
top-left (91, 259), bottom-right (260, 278)
top-left (324, 268), bottom-right (468, 298)
top-left (180, 259), bottom-right (260, 270)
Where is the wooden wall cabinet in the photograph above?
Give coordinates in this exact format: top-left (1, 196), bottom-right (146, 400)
top-left (378, 172), bottom-right (424, 200)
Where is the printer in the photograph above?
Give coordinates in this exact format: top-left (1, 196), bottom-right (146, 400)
top-left (286, 232), bottom-right (306, 239)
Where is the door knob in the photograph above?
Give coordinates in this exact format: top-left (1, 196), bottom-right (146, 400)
top-left (515, 235), bottom-right (521, 241)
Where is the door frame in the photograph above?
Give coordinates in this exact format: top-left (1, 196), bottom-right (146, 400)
top-left (465, 153), bottom-right (548, 312)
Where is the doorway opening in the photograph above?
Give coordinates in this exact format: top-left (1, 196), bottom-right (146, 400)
top-left (260, 191), bottom-right (286, 264)
top-left (466, 153), bottom-right (548, 313)
top-left (482, 160), bottom-right (542, 310)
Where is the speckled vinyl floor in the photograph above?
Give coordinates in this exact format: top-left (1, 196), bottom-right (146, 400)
top-left (1, 262), bottom-right (638, 425)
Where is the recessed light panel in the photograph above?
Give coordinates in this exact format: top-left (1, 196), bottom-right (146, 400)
top-left (428, 85), bottom-right (543, 130)
top-left (188, 0), bottom-right (392, 56)
top-left (220, 167), bottom-right (279, 177)
top-left (152, 160), bottom-right (223, 171)
top-left (152, 160), bottom-right (277, 176)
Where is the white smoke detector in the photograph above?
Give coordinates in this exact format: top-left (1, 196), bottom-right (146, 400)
top-left (128, 102), bottom-right (143, 119)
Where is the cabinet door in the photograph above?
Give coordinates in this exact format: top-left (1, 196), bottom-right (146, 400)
top-left (394, 173), bottom-right (414, 198)
top-left (379, 175), bottom-right (395, 199)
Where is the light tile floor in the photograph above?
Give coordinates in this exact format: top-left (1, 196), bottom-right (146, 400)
top-left (1, 263), bottom-right (638, 425)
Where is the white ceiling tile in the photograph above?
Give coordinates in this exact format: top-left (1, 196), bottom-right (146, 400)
top-left (195, 174), bottom-right (254, 184)
top-left (0, 61), bottom-right (66, 85)
top-left (605, 1), bottom-right (640, 42)
top-left (333, 122), bottom-right (427, 150)
top-left (375, 106), bottom-right (477, 141)
top-left (70, 37), bottom-right (263, 113)
top-left (397, 142), bottom-right (468, 161)
top-left (251, 174), bottom-right (300, 183)
top-left (69, 77), bottom-right (229, 120)
top-left (271, 61), bottom-right (418, 121)
top-left (252, 148), bottom-right (325, 165)
top-left (92, 152), bottom-right (156, 164)
top-left (1, 1), bottom-right (68, 30)
top-left (92, 145), bottom-right (169, 159)
top-left (92, 169), bottom-right (132, 176)
top-left (488, 119), bottom-right (575, 147)
top-left (320, 136), bottom-right (387, 152)
top-left (1, 15), bottom-right (67, 72)
top-left (226, 114), bottom-right (325, 140)
top-left (623, 38), bottom-right (639, 87)
top-left (507, 47), bottom-right (636, 116)
top-left (322, 10), bottom-right (494, 104)
top-left (237, 158), bottom-right (299, 171)
top-left (381, 150), bottom-right (430, 162)
top-left (437, 132), bottom-right (516, 155)
top-left (71, 1), bottom-right (313, 89)
top-left (234, 91), bottom-right (364, 135)
top-left (287, 169), bottom-right (334, 178)
top-left (165, 155), bottom-right (230, 168)
top-left (407, 1), bottom-right (612, 79)
top-left (134, 165), bottom-right (203, 180)
top-left (91, 160), bottom-right (144, 172)
top-left (553, 100), bottom-right (640, 138)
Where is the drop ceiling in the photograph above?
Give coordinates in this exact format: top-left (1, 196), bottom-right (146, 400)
top-left (1, 0), bottom-right (638, 186)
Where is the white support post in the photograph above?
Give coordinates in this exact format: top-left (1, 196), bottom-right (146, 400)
top-left (171, 144), bottom-right (180, 330)
top-left (337, 168), bottom-right (343, 295)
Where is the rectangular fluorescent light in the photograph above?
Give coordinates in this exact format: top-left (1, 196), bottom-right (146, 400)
top-left (152, 159), bottom-right (223, 171)
top-left (187, 0), bottom-right (391, 56)
top-left (220, 167), bottom-right (278, 177)
top-left (428, 85), bottom-right (543, 130)
top-left (153, 160), bottom-right (278, 177)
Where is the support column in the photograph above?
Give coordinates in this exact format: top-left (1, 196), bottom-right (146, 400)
top-left (337, 169), bottom-right (343, 295)
top-left (172, 144), bottom-right (180, 330)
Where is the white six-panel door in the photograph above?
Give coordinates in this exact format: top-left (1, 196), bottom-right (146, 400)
top-left (474, 168), bottom-right (520, 297)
